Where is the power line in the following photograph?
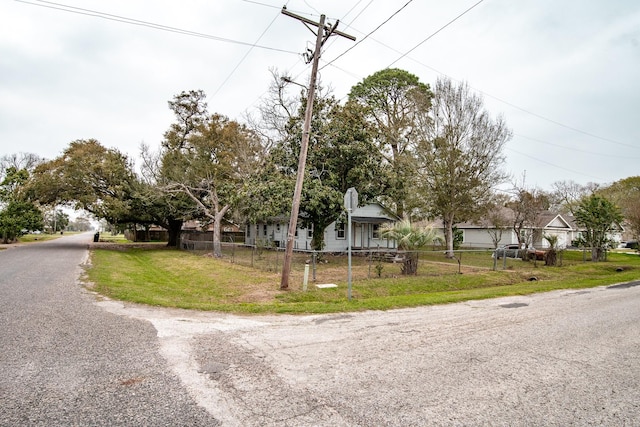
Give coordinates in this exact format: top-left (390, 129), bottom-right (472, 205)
top-left (321, 2), bottom-right (635, 152)
top-left (16, 0), bottom-right (298, 54)
top-left (322, 0), bottom-right (413, 71)
top-left (387, 0), bottom-right (485, 68)
top-left (513, 134), bottom-right (640, 160)
top-left (212, 2), bottom-right (289, 98)
top-left (506, 147), bottom-right (603, 181)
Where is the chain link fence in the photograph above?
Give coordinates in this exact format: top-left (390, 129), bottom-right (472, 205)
top-left (179, 235), bottom-right (617, 288)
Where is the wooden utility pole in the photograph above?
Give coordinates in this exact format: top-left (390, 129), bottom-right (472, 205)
top-left (280, 8), bottom-right (355, 290)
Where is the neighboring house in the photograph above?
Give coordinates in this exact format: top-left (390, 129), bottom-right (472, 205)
top-left (437, 209), bottom-right (576, 249)
top-left (439, 208), bottom-right (626, 250)
top-left (562, 214), bottom-right (625, 248)
top-left (180, 219), bottom-right (244, 244)
top-left (125, 224), bottom-right (169, 242)
top-left (245, 203), bottom-right (401, 252)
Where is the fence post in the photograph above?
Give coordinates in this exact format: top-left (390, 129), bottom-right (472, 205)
top-left (312, 251), bottom-right (317, 281)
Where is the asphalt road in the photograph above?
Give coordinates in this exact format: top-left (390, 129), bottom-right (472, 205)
top-left (2, 234), bottom-right (640, 426)
top-left (0, 233), bottom-right (218, 426)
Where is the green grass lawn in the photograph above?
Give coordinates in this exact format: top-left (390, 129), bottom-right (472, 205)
top-left (17, 233), bottom-right (65, 243)
top-left (85, 247), bottom-right (640, 314)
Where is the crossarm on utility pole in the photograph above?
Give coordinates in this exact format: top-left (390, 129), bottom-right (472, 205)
top-left (281, 8), bottom-right (356, 42)
top-left (279, 9), bottom-right (355, 290)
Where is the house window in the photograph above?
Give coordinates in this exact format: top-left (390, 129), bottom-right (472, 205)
top-left (307, 225), bottom-right (313, 239)
top-left (372, 224), bottom-right (380, 239)
top-left (247, 226), bottom-right (251, 238)
top-left (263, 224), bottom-right (267, 236)
top-left (276, 223), bottom-right (281, 232)
top-left (336, 222), bottom-right (345, 239)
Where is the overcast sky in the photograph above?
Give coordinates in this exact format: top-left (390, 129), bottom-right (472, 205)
top-left (2, 0), bottom-right (639, 191)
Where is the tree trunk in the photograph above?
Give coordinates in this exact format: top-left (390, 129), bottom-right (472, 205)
top-left (402, 252), bottom-right (419, 275)
top-left (166, 218), bottom-right (183, 247)
top-left (544, 249), bottom-right (557, 266)
top-left (591, 247), bottom-right (603, 262)
top-left (212, 206), bottom-right (230, 258)
top-left (444, 215), bottom-right (455, 258)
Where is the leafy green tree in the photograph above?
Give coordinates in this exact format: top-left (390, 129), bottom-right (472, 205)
top-left (416, 77), bottom-right (511, 257)
top-left (31, 139), bottom-right (137, 225)
top-left (574, 194), bottom-right (623, 261)
top-left (44, 209), bottom-right (69, 233)
top-left (0, 201), bottom-right (43, 243)
top-left (249, 91), bottom-right (383, 251)
top-left (380, 220), bottom-right (437, 275)
top-left (67, 216), bottom-right (93, 232)
top-left (160, 90), bottom-right (261, 257)
top-left (349, 68), bottom-right (432, 218)
top-left (600, 176), bottom-right (640, 244)
top-left (0, 167), bottom-right (43, 242)
top-left (0, 167), bottom-right (29, 201)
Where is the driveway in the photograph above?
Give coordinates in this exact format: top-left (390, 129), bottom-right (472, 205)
top-left (3, 233), bottom-right (640, 426)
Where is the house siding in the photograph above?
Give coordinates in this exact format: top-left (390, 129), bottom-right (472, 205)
top-left (245, 203), bottom-right (399, 252)
top-left (459, 229), bottom-right (518, 249)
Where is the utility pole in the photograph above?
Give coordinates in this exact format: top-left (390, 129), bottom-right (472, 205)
top-left (279, 8), bottom-right (355, 290)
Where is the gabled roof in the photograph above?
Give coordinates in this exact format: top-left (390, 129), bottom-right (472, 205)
top-left (254, 203), bottom-right (400, 225)
top-left (433, 208), bottom-right (576, 230)
top-left (350, 203), bottom-right (401, 224)
top-left (538, 212), bottom-right (572, 230)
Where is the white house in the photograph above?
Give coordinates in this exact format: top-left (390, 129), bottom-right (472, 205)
top-left (447, 208), bottom-right (627, 250)
top-left (443, 209), bottom-right (576, 249)
top-left (245, 203), bottom-right (400, 252)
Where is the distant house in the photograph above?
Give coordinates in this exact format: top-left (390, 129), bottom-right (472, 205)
top-left (180, 219), bottom-right (244, 246)
top-left (562, 213), bottom-right (625, 248)
top-left (439, 209), bottom-right (575, 249)
top-left (245, 203), bottom-right (401, 252)
top-left (441, 208), bottom-right (626, 250)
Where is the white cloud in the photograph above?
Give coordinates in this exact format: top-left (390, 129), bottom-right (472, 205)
top-left (1, 0), bottom-right (639, 190)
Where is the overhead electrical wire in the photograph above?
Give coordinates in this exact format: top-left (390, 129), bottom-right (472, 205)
top-left (387, 0), bottom-right (485, 68)
top-left (506, 147), bottom-right (604, 181)
top-left (514, 134), bottom-right (640, 160)
top-left (211, 2), bottom-right (290, 99)
top-left (321, 0), bottom-right (634, 153)
top-left (321, 0), bottom-right (412, 71)
top-left (18, 0), bottom-right (633, 160)
top-left (16, 0), bottom-right (298, 55)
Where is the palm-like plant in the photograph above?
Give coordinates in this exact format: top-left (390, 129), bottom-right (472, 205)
top-left (543, 234), bottom-right (559, 266)
top-left (380, 220), bottom-right (438, 275)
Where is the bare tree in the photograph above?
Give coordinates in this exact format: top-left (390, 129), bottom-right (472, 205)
top-left (417, 77), bottom-right (511, 257)
top-left (482, 204), bottom-right (511, 249)
top-left (0, 152), bottom-right (45, 179)
top-left (507, 186), bottom-right (549, 256)
top-left (550, 180), bottom-right (598, 214)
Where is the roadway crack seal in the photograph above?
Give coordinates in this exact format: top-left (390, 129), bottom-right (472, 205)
top-left (607, 280), bottom-right (640, 289)
top-left (499, 302), bottom-right (529, 309)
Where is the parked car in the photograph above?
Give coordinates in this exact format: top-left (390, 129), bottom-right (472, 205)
top-left (493, 244), bottom-right (546, 260)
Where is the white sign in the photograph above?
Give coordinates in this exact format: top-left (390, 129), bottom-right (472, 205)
top-left (344, 187), bottom-right (358, 212)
